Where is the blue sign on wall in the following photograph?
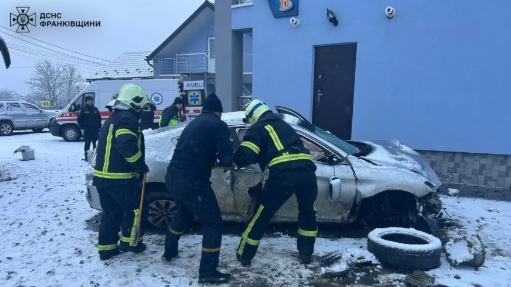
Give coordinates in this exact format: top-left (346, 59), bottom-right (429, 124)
top-left (267, 0), bottom-right (298, 18)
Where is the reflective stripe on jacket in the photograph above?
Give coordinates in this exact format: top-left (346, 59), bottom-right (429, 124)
top-left (93, 109), bottom-right (145, 185)
top-left (159, 105), bottom-right (182, 128)
top-left (233, 111), bottom-right (316, 172)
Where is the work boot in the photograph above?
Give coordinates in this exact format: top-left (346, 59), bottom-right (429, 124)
top-left (198, 269), bottom-right (231, 284)
top-left (99, 248), bottom-right (120, 261)
top-left (119, 242), bottom-right (147, 253)
top-left (299, 253), bottom-right (312, 264)
top-left (162, 234), bottom-right (179, 261)
top-left (236, 253), bottom-right (251, 267)
top-left (161, 250), bottom-right (178, 262)
top-left (83, 152), bottom-right (88, 161)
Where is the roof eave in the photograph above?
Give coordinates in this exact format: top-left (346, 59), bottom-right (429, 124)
top-left (146, 0), bottom-right (214, 61)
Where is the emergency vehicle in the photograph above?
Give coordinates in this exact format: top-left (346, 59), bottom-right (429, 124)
top-left (50, 79), bottom-right (193, 141)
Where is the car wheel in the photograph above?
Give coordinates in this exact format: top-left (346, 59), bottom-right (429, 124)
top-left (145, 191), bottom-right (176, 230)
top-left (62, 125), bottom-right (81, 142)
top-left (32, 128), bottom-right (44, 133)
top-left (48, 118), bottom-right (55, 129)
top-left (0, 121), bottom-right (14, 136)
top-left (367, 227), bottom-right (442, 270)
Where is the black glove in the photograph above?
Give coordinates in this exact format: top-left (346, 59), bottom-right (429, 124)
top-left (246, 182), bottom-right (263, 218)
top-left (134, 163), bottom-right (149, 174)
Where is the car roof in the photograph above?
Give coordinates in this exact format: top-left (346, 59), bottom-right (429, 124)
top-left (0, 100), bottom-right (29, 102)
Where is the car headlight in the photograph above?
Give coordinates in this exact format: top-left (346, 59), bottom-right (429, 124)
top-left (424, 181), bottom-right (436, 190)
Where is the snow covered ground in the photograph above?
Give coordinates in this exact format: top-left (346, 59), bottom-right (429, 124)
top-left (1, 131), bottom-right (510, 286)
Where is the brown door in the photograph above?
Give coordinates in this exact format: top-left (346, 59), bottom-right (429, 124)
top-left (313, 43), bottom-right (357, 140)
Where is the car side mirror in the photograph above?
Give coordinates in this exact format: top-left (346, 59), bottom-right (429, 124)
top-left (324, 154), bottom-right (340, 165)
top-left (329, 177), bottom-right (342, 202)
top-left (69, 104), bottom-right (75, 112)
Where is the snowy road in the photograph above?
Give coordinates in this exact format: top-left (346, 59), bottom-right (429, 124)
top-left (1, 131), bottom-right (510, 286)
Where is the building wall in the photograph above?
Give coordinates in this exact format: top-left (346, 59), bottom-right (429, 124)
top-left (231, 1), bottom-right (511, 155)
top-left (175, 24), bottom-right (215, 55)
top-left (418, 151), bottom-right (511, 189)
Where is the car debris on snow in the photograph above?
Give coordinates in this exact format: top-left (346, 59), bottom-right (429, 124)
top-left (319, 249), bottom-right (379, 278)
top-left (403, 270), bottom-right (436, 287)
top-left (445, 234), bottom-right (485, 269)
top-left (448, 188), bottom-right (460, 196)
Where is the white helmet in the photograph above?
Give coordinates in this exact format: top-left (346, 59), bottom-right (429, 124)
top-left (243, 99), bottom-right (270, 125)
top-left (115, 83), bottom-right (150, 112)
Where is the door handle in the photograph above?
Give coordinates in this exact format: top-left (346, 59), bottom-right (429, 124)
top-left (317, 90), bottom-right (323, 104)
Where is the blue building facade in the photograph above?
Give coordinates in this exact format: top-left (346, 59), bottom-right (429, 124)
top-left (147, 1), bottom-right (510, 188)
top-left (230, 0), bottom-right (511, 155)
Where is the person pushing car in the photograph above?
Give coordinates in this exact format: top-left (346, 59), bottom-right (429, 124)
top-left (93, 83), bottom-right (151, 260)
top-left (162, 93), bottom-right (233, 284)
top-left (233, 99), bottom-right (318, 267)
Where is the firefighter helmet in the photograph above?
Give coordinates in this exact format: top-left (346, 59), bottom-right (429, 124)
top-left (244, 99), bottom-right (270, 125)
top-left (116, 83), bottom-right (150, 112)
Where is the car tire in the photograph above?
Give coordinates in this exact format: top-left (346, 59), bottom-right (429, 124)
top-left (0, 121), bottom-right (14, 136)
top-left (32, 128), bottom-right (44, 133)
top-left (367, 227), bottom-right (442, 270)
top-left (144, 190), bottom-right (176, 230)
top-left (48, 118), bottom-right (55, 129)
top-left (62, 125), bottom-right (81, 142)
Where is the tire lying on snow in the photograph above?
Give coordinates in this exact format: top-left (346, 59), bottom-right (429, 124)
top-left (367, 227), bottom-right (442, 270)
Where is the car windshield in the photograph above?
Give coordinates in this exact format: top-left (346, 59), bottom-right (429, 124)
top-left (288, 116), bottom-right (359, 155)
top-left (311, 125), bottom-right (359, 155)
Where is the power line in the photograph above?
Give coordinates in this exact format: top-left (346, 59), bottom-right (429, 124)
top-left (10, 48), bottom-right (99, 71)
top-left (10, 44), bottom-right (104, 68)
top-left (0, 29), bottom-right (108, 66)
top-left (0, 26), bottom-right (110, 62)
top-left (9, 50), bottom-right (98, 72)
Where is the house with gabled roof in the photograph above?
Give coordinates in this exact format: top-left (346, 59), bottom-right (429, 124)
top-left (146, 0), bottom-right (253, 111)
top-left (86, 51), bottom-right (154, 82)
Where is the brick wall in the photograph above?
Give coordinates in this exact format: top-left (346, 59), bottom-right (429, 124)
top-left (417, 151), bottom-right (511, 189)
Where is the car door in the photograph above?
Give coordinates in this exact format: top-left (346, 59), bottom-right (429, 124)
top-left (22, 103), bottom-right (47, 128)
top-left (5, 102), bottom-right (26, 129)
top-left (231, 126), bottom-right (357, 223)
top-left (271, 132), bottom-right (356, 223)
top-left (210, 126), bottom-right (242, 220)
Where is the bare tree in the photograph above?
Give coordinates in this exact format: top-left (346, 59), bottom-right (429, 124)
top-left (25, 60), bottom-right (83, 108)
top-left (0, 89), bottom-right (22, 100)
top-left (59, 65), bottom-right (84, 105)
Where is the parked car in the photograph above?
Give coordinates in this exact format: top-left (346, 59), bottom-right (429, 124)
top-left (0, 100), bottom-right (57, 136)
top-left (85, 106), bottom-right (442, 231)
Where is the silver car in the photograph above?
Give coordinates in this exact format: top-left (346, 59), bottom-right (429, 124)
top-left (86, 106), bottom-right (442, 231)
top-left (0, 100), bottom-right (57, 136)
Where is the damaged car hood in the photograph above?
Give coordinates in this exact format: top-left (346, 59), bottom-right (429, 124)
top-left (358, 139), bottom-right (442, 188)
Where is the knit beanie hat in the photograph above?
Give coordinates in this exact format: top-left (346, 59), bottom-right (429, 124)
top-left (203, 93), bottom-right (223, 113)
top-left (173, 97), bottom-right (183, 105)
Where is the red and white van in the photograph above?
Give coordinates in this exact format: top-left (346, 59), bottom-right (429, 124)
top-left (51, 79), bottom-right (184, 141)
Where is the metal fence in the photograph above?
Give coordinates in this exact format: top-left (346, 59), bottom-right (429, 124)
top-left (161, 53), bottom-right (252, 75)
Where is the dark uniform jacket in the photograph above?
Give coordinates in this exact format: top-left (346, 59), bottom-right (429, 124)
top-left (140, 109), bottom-right (155, 130)
top-left (93, 109), bottom-right (146, 186)
top-left (78, 105), bottom-right (101, 131)
top-left (234, 111), bottom-right (316, 172)
top-left (168, 111), bottom-right (233, 182)
top-left (159, 104), bottom-right (182, 127)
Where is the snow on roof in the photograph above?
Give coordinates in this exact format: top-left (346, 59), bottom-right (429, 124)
top-left (86, 51), bottom-right (153, 81)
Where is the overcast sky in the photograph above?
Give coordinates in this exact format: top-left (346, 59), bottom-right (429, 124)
top-left (0, 0), bottom-right (205, 95)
